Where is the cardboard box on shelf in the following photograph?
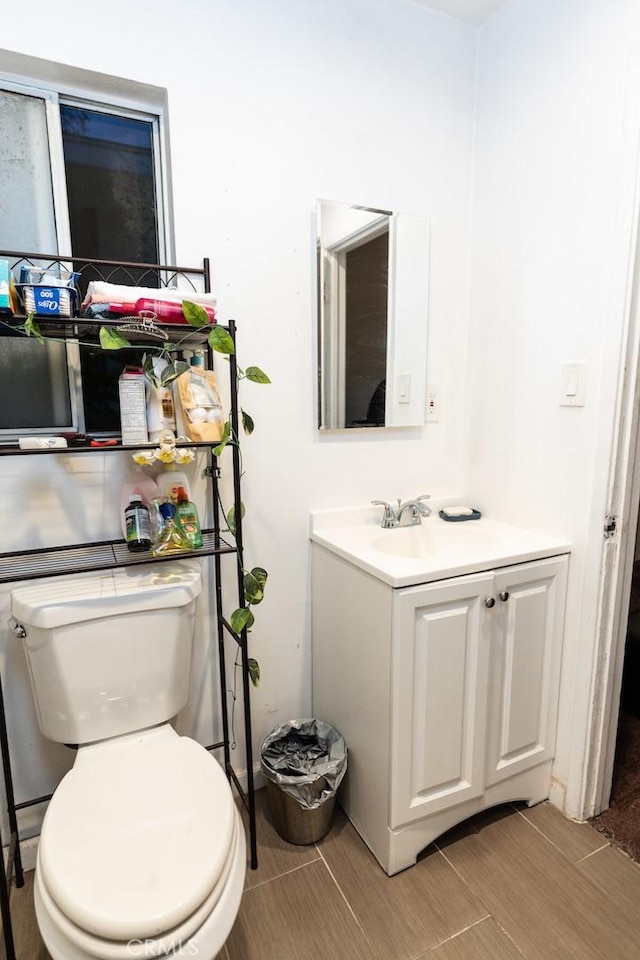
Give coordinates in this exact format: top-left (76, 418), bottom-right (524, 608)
top-left (118, 370), bottom-right (149, 446)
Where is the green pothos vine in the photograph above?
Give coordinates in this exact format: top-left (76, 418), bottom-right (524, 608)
top-left (17, 300), bottom-right (270, 688)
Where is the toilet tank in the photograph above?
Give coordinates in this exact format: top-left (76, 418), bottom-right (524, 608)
top-left (10, 562), bottom-right (202, 745)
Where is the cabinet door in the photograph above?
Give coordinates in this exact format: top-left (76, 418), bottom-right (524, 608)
top-left (390, 573), bottom-right (493, 828)
top-left (486, 556), bottom-right (568, 787)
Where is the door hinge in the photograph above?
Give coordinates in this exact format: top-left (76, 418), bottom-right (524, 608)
top-left (604, 515), bottom-right (618, 539)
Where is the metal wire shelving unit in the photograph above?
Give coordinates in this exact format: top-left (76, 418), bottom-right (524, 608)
top-left (0, 252), bottom-right (258, 959)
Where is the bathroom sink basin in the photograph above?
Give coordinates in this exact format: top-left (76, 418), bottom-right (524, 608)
top-left (372, 524), bottom-right (469, 559)
top-left (310, 504), bottom-right (571, 588)
top-left (371, 517), bottom-right (512, 560)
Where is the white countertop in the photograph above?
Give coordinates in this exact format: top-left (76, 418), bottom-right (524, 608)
top-left (310, 504), bottom-right (571, 588)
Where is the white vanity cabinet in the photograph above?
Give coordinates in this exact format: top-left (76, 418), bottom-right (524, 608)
top-left (311, 543), bottom-right (568, 875)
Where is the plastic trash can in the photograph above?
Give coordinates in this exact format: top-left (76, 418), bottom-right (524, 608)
top-left (260, 719), bottom-right (347, 844)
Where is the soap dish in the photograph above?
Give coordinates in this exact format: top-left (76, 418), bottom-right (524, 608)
top-left (439, 508), bottom-right (482, 522)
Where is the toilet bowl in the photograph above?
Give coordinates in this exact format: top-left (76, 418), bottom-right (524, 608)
top-left (10, 564), bottom-right (246, 960)
top-left (33, 726), bottom-right (245, 960)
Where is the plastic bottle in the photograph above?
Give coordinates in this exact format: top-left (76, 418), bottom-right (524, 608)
top-left (152, 502), bottom-right (192, 557)
top-left (134, 298), bottom-right (215, 324)
top-left (146, 356), bottom-right (177, 442)
top-left (173, 486), bottom-right (203, 549)
top-left (124, 495), bottom-right (152, 553)
top-left (156, 470), bottom-right (192, 503)
top-left (120, 471), bottom-right (162, 538)
top-left (149, 497), bottom-right (169, 543)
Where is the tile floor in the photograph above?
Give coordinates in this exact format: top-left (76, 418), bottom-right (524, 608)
top-left (7, 789), bottom-right (640, 959)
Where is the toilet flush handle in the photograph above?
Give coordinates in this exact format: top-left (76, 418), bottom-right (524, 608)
top-left (7, 618), bottom-right (27, 639)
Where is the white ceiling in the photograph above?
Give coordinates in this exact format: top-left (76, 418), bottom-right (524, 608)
top-left (411, 0), bottom-right (510, 26)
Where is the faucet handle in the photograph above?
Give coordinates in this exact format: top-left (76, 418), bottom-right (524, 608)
top-left (415, 494), bottom-right (432, 516)
top-left (371, 500), bottom-right (398, 528)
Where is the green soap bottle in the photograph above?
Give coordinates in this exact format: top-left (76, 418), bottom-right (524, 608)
top-left (174, 486), bottom-right (203, 549)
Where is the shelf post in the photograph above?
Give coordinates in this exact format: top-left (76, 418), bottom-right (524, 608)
top-left (227, 320), bottom-right (258, 871)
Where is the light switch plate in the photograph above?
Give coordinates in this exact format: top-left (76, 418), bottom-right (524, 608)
top-left (398, 372), bottom-right (411, 404)
top-left (560, 361), bottom-right (587, 407)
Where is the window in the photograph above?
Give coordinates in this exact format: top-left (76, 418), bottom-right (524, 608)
top-left (0, 71), bottom-right (168, 438)
top-left (60, 105), bottom-right (160, 266)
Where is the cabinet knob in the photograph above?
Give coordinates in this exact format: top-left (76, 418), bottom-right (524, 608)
top-left (499, 591), bottom-right (510, 602)
top-left (485, 597), bottom-right (496, 608)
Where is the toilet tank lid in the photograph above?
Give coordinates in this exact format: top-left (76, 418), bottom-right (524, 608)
top-left (11, 561), bottom-right (202, 628)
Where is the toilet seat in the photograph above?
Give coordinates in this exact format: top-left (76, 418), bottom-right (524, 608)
top-left (35, 808), bottom-right (245, 960)
top-left (38, 725), bottom-right (237, 944)
top-left (34, 805), bottom-right (246, 960)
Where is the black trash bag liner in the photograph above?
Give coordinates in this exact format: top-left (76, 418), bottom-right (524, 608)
top-left (260, 719), bottom-right (347, 810)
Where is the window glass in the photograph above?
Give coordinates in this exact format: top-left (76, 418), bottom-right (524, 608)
top-left (60, 106), bottom-right (159, 266)
top-left (0, 87), bottom-right (74, 434)
top-left (0, 339), bottom-right (72, 430)
top-left (60, 105), bottom-right (161, 432)
top-left (81, 345), bottom-right (145, 434)
top-left (0, 87), bottom-right (164, 438)
top-left (0, 88), bottom-right (58, 253)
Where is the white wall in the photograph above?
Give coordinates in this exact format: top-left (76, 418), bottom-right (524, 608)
top-left (5, 0), bottom-right (633, 844)
top-left (0, 0), bottom-right (477, 835)
top-left (468, 0), bottom-right (640, 815)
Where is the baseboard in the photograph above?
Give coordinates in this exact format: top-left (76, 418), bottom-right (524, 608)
top-left (232, 763), bottom-right (265, 795)
top-left (548, 775), bottom-right (567, 814)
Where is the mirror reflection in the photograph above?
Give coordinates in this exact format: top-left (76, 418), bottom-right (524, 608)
top-left (316, 199), bottom-right (429, 430)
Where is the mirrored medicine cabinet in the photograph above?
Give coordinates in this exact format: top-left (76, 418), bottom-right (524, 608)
top-left (316, 199), bottom-right (430, 431)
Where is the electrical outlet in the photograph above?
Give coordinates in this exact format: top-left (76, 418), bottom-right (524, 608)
top-left (426, 385), bottom-right (440, 422)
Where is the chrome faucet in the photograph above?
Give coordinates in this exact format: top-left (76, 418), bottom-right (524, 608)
top-left (396, 496), bottom-right (432, 525)
top-left (372, 495), bottom-right (431, 528)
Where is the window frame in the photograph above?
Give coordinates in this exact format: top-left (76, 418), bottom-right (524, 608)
top-left (0, 60), bottom-right (173, 440)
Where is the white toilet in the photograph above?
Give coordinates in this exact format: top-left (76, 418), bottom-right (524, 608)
top-left (10, 561), bottom-right (245, 960)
